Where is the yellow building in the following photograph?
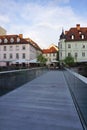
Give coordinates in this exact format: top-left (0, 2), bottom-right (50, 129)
top-left (42, 44), bottom-right (59, 67)
top-left (0, 26), bottom-right (7, 35)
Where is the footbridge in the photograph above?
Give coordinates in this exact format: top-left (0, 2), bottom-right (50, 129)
top-left (0, 68), bottom-right (87, 130)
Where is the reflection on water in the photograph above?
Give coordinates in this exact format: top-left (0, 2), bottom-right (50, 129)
top-left (64, 70), bottom-right (87, 128)
top-left (0, 68), bottom-right (48, 96)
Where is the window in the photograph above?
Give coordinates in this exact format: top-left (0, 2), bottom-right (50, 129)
top-left (3, 46), bottom-right (6, 51)
top-left (10, 38), bottom-right (14, 43)
top-left (9, 46), bottom-right (13, 51)
top-left (79, 31), bottom-right (81, 34)
top-left (22, 45), bottom-right (26, 50)
top-left (16, 45), bottom-right (19, 50)
top-left (53, 53), bottom-right (55, 56)
top-left (9, 54), bottom-right (13, 59)
top-left (22, 53), bottom-right (25, 59)
top-left (16, 53), bottom-right (19, 59)
top-left (68, 44), bottom-right (71, 48)
top-left (3, 54), bottom-right (6, 59)
top-left (17, 37), bottom-right (20, 42)
top-left (75, 52), bottom-right (78, 58)
top-left (49, 53), bottom-right (51, 57)
top-left (0, 39), bottom-right (2, 43)
top-left (68, 52), bottom-right (71, 57)
top-left (82, 45), bottom-right (85, 48)
top-left (4, 38), bottom-right (8, 43)
top-left (71, 35), bottom-right (74, 39)
top-left (82, 35), bottom-right (84, 39)
top-left (45, 54), bottom-right (47, 56)
top-left (82, 52), bottom-right (85, 57)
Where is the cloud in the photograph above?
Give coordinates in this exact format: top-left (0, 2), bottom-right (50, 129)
top-left (0, 0), bottom-right (87, 49)
top-left (0, 15), bottom-right (10, 24)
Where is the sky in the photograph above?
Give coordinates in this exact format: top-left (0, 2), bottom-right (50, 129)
top-left (0, 0), bottom-right (87, 49)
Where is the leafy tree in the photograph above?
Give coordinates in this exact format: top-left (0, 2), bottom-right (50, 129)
top-left (37, 54), bottom-right (47, 66)
top-left (56, 51), bottom-right (59, 61)
top-left (64, 56), bottom-right (74, 66)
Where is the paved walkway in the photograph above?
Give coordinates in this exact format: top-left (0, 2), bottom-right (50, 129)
top-left (0, 70), bottom-right (83, 130)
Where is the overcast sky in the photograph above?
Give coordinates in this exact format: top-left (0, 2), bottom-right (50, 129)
top-left (0, 0), bottom-right (87, 48)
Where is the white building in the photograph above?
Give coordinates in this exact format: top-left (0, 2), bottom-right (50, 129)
top-left (0, 34), bottom-right (42, 66)
top-left (59, 24), bottom-right (87, 63)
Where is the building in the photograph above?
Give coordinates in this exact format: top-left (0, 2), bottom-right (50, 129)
top-left (59, 24), bottom-right (87, 63)
top-left (42, 44), bottom-right (58, 66)
top-left (25, 37), bottom-right (42, 58)
top-left (0, 34), bottom-right (42, 67)
top-left (0, 26), bottom-right (7, 35)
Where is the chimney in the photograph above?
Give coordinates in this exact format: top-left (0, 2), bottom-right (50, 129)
top-left (76, 24), bottom-right (80, 30)
top-left (65, 31), bottom-right (68, 35)
top-left (19, 34), bottom-right (23, 38)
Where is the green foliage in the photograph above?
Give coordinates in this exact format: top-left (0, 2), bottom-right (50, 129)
top-left (64, 56), bottom-right (74, 66)
top-left (56, 51), bottom-right (59, 61)
top-left (37, 54), bottom-right (47, 65)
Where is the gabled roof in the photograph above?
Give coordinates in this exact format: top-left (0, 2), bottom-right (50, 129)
top-left (64, 24), bottom-right (87, 42)
top-left (42, 44), bottom-right (58, 54)
top-left (25, 38), bottom-right (42, 51)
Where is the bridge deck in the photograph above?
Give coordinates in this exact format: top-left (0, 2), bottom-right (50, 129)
top-left (0, 70), bottom-right (83, 130)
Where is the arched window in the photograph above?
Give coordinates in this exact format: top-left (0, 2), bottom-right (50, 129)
top-left (0, 39), bottom-right (2, 43)
top-left (17, 37), bottom-right (20, 42)
top-left (81, 35), bottom-right (84, 39)
top-left (71, 35), bottom-right (74, 39)
top-left (10, 38), bottom-right (14, 43)
top-left (4, 38), bottom-right (8, 43)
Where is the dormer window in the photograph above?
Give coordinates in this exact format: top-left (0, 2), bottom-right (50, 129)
top-left (71, 35), bottom-right (74, 39)
top-left (0, 39), bottom-right (2, 43)
top-left (81, 35), bottom-right (84, 39)
top-left (10, 38), bottom-right (14, 43)
top-left (79, 31), bottom-right (81, 34)
top-left (17, 37), bottom-right (20, 42)
top-left (4, 38), bottom-right (8, 43)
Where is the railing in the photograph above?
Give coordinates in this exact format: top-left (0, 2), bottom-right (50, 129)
top-left (63, 69), bottom-right (87, 130)
top-left (0, 67), bottom-right (48, 96)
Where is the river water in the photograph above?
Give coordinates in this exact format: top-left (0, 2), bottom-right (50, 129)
top-left (0, 68), bottom-right (48, 96)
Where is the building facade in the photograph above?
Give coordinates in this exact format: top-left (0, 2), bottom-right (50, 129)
top-left (0, 26), bottom-right (7, 35)
top-left (42, 44), bottom-right (58, 65)
top-left (0, 34), bottom-right (41, 66)
top-left (59, 24), bottom-right (87, 63)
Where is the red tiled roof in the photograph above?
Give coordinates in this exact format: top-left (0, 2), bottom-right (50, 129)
top-left (0, 34), bottom-right (42, 51)
top-left (0, 34), bottom-right (29, 45)
top-left (25, 38), bottom-right (42, 51)
top-left (65, 24), bottom-right (87, 41)
top-left (42, 46), bottom-right (58, 54)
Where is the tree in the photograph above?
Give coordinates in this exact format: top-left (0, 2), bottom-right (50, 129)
top-left (64, 56), bottom-right (74, 66)
top-left (56, 51), bottom-right (59, 61)
top-left (37, 54), bottom-right (47, 66)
